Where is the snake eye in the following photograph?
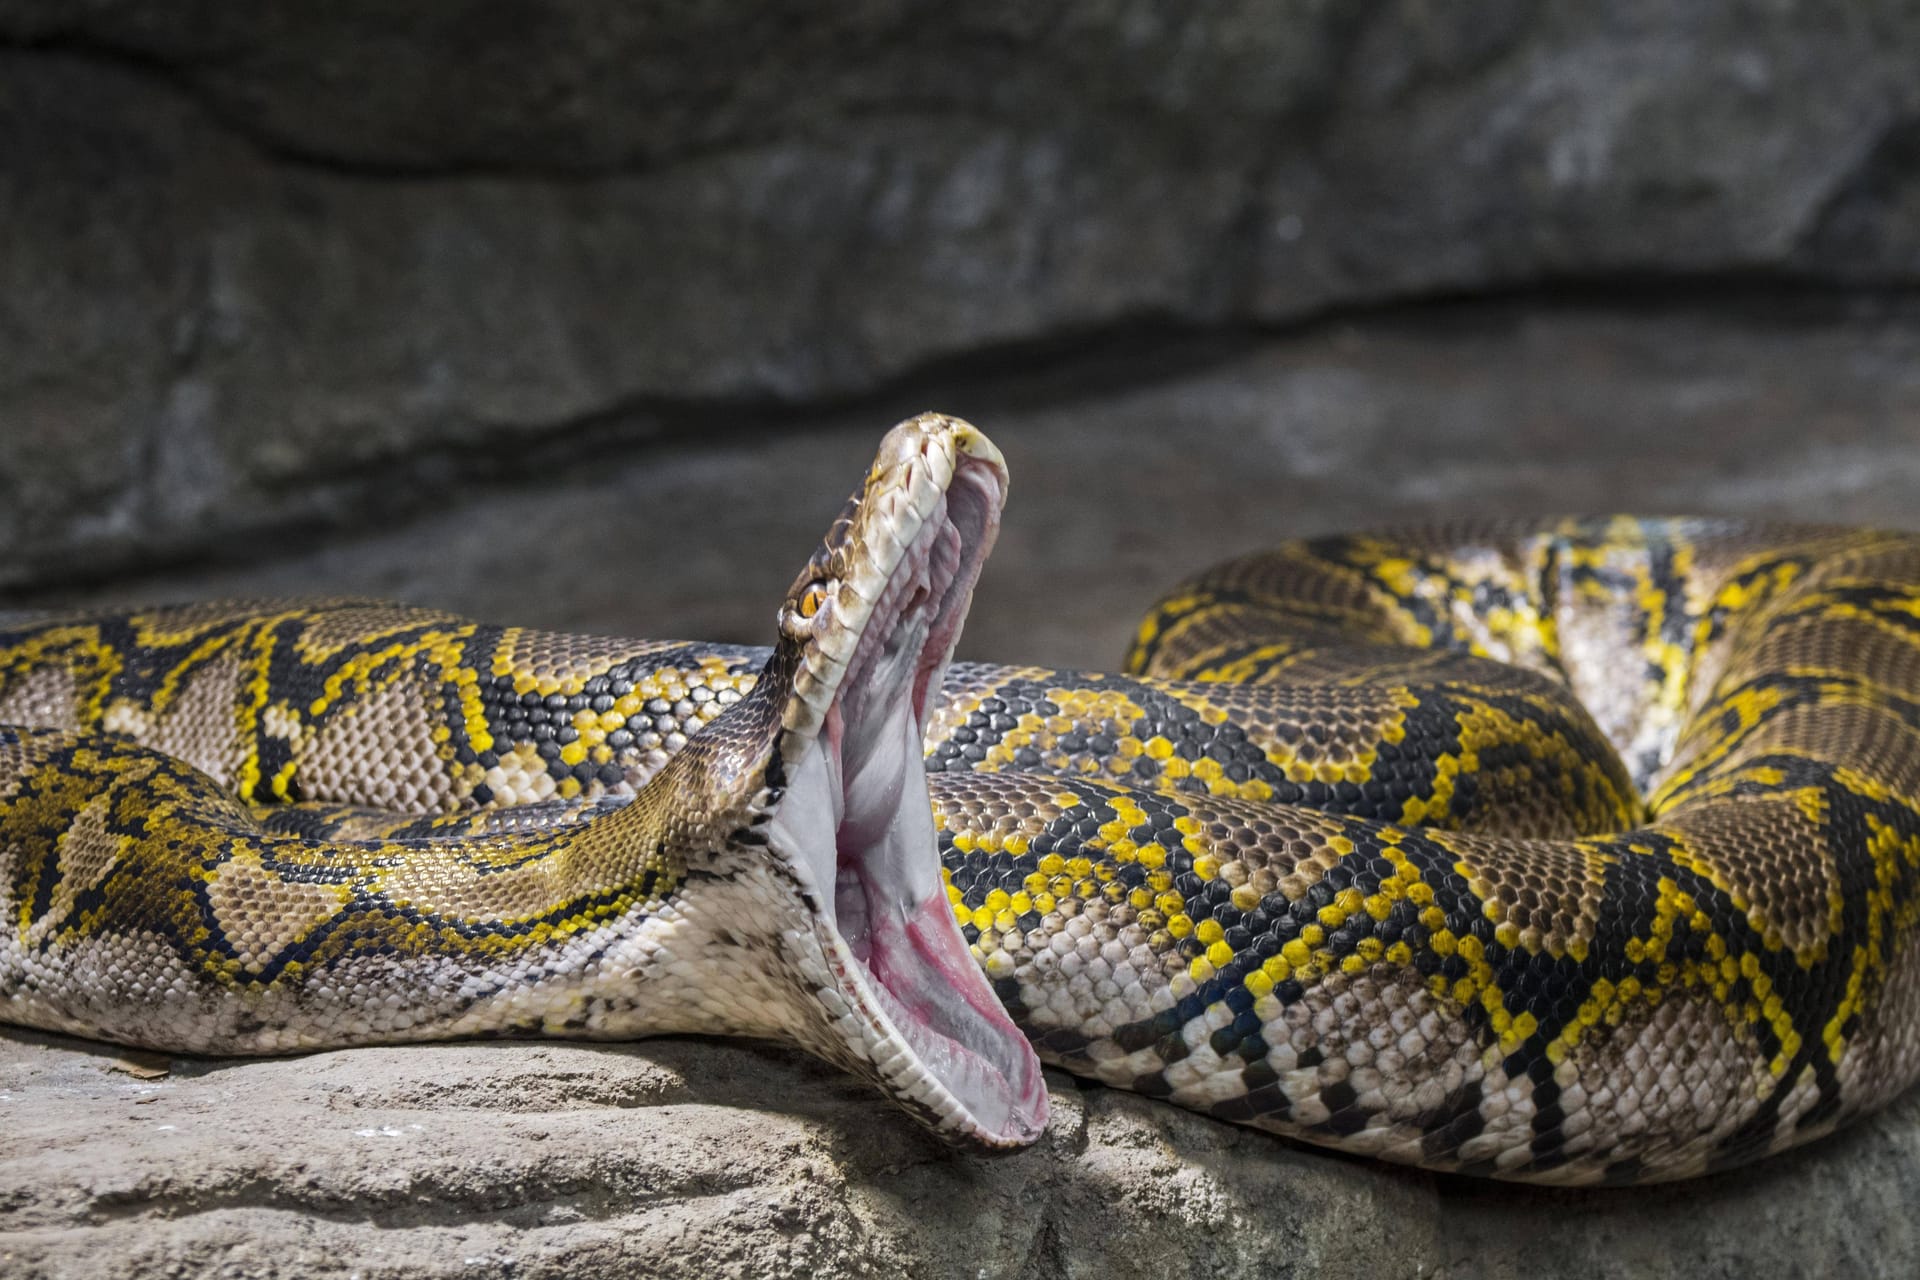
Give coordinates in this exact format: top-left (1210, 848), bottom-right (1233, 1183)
top-left (797, 584), bottom-right (828, 619)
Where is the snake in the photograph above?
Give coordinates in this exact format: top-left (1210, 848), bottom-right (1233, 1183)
top-left (4, 415), bottom-right (1920, 1186)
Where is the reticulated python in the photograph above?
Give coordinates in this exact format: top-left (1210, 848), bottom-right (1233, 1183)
top-left (4, 415), bottom-right (1919, 1184)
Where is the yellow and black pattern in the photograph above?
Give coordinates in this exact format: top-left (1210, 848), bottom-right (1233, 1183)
top-left (5, 492), bottom-right (1920, 1181)
top-left (0, 415), bottom-right (1054, 1156)
top-left (0, 664), bottom-right (795, 1052)
top-left (928, 659), bottom-right (1639, 837)
top-left (0, 598), bottom-right (764, 811)
top-left (931, 516), bottom-right (1920, 1180)
top-left (1, 726), bottom-right (662, 1019)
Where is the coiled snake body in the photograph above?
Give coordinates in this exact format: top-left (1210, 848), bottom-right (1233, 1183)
top-left (4, 416), bottom-right (1920, 1184)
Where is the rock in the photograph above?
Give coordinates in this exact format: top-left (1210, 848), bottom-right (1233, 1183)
top-left (21, 301), bottom-right (1920, 671)
top-left (3, 1025), bottom-right (1917, 1279)
top-left (6, 2), bottom-right (1920, 587)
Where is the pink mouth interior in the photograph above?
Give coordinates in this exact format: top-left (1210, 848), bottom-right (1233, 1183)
top-left (787, 452), bottom-right (1048, 1145)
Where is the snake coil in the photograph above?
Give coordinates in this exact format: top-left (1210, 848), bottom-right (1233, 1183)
top-left (4, 414), bottom-right (1920, 1183)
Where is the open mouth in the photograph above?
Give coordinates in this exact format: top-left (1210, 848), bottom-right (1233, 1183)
top-left (762, 422), bottom-right (1047, 1147)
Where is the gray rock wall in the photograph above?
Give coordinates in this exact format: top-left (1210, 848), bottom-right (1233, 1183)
top-left (27, 301), bottom-right (1920, 669)
top-left (5, 1), bottom-right (1920, 590)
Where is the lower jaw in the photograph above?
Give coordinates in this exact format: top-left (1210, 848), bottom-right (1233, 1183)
top-left (856, 886), bottom-right (1047, 1144)
top-left (763, 727), bottom-right (1046, 1145)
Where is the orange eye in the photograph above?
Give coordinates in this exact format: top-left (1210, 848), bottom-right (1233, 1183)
top-left (798, 584), bottom-right (827, 618)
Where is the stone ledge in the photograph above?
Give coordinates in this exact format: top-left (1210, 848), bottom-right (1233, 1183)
top-left (3, 1026), bottom-right (1914, 1280)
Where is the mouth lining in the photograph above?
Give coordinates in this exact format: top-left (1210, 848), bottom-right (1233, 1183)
top-left (763, 436), bottom-right (1047, 1147)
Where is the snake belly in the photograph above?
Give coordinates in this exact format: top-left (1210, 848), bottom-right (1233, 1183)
top-left (3, 425), bottom-right (1920, 1183)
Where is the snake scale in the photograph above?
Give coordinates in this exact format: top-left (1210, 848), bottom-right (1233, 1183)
top-left (5, 415), bottom-right (1920, 1185)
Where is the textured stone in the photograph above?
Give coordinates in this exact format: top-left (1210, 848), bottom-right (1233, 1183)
top-left (2, 1025), bottom-right (1917, 1280)
top-left (24, 301), bottom-right (1920, 671)
top-left (6, 2), bottom-right (1920, 585)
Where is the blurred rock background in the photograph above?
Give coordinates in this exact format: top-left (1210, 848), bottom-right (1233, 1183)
top-left (5, 4), bottom-right (1920, 1277)
top-left (4, 1), bottom-right (1919, 666)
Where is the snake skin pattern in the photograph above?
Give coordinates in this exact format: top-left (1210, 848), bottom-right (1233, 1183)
top-left (4, 416), bottom-right (1920, 1184)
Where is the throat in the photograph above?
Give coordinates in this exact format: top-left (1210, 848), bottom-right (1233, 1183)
top-left (838, 693), bottom-right (931, 855)
top-left (762, 692), bottom-right (1043, 1146)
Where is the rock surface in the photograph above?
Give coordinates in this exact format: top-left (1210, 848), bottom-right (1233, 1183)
top-left (7, 1), bottom-right (1920, 586)
top-left (5, 303), bottom-right (1920, 1277)
top-left (21, 299), bottom-right (1920, 671)
top-left (4, 1026), bottom-right (1918, 1280)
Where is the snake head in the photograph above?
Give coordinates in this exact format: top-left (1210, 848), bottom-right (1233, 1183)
top-left (638, 413), bottom-right (1045, 1148)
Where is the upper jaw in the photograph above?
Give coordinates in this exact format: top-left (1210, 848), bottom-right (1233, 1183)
top-left (755, 415), bottom-right (1046, 1147)
top-left (777, 416), bottom-right (1008, 765)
